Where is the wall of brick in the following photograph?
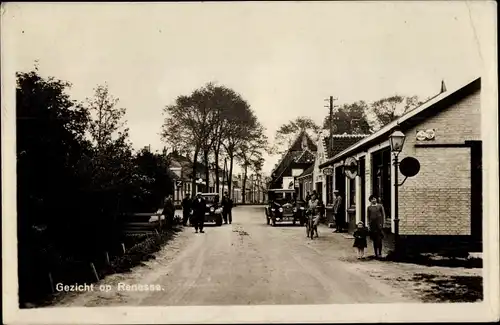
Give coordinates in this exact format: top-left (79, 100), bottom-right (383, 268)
top-left (397, 89), bottom-right (480, 235)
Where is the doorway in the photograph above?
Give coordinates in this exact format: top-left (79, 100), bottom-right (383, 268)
top-left (371, 148), bottom-right (391, 222)
top-left (315, 182), bottom-right (323, 200)
top-left (335, 165), bottom-right (346, 218)
top-left (359, 157), bottom-right (366, 224)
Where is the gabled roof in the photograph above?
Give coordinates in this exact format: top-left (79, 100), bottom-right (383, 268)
top-left (319, 76), bottom-right (481, 169)
top-left (270, 130), bottom-right (318, 179)
top-left (297, 164), bottom-right (315, 179)
top-left (295, 149), bottom-right (316, 163)
top-left (272, 151), bottom-right (302, 180)
top-left (289, 130), bottom-right (318, 152)
top-left (166, 168), bottom-right (180, 180)
top-left (323, 134), bottom-right (369, 159)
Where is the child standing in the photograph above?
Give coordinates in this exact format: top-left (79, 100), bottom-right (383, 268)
top-left (353, 221), bottom-right (368, 259)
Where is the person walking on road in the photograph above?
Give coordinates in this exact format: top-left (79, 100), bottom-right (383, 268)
top-left (181, 193), bottom-right (192, 226)
top-left (353, 221), bottom-right (369, 259)
top-left (367, 195), bottom-right (385, 258)
top-left (306, 192), bottom-right (320, 238)
top-left (222, 192), bottom-right (232, 224)
top-left (191, 192), bottom-right (206, 233)
top-left (333, 190), bottom-right (343, 233)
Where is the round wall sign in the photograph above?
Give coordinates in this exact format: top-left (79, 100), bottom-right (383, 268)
top-left (344, 157), bottom-right (358, 179)
top-left (416, 130), bottom-right (427, 141)
top-left (323, 167), bottom-right (334, 176)
top-left (399, 156), bottom-right (420, 177)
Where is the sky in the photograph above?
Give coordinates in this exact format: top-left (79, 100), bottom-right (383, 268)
top-left (4, 1), bottom-right (487, 175)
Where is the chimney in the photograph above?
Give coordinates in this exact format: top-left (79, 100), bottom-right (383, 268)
top-left (440, 80), bottom-right (447, 93)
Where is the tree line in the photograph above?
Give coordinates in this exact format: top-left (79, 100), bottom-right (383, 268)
top-left (16, 67), bottom-right (175, 305)
top-left (271, 95), bottom-right (427, 155)
top-left (161, 83), bottom-right (268, 204)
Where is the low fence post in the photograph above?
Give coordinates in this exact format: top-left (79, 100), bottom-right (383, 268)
top-left (90, 263), bottom-right (99, 281)
top-left (48, 272), bottom-right (55, 294)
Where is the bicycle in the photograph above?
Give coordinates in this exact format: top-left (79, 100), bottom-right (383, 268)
top-left (305, 210), bottom-right (318, 240)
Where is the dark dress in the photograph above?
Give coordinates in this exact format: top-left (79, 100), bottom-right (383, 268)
top-left (353, 228), bottom-right (368, 248)
top-left (367, 204), bottom-right (384, 246)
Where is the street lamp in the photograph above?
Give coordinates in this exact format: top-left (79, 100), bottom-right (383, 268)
top-left (389, 129), bottom-right (406, 258)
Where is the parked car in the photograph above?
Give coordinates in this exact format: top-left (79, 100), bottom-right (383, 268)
top-left (265, 189), bottom-right (305, 226)
top-left (201, 193), bottom-right (223, 226)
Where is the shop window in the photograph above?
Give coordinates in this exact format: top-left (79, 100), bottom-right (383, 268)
top-left (349, 177), bottom-right (356, 207)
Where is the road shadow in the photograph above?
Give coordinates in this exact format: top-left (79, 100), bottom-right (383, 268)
top-left (412, 273), bottom-right (483, 302)
top-left (269, 223), bottom-right (305, 228)
top-left (385, 254), bottom-right (483, 269)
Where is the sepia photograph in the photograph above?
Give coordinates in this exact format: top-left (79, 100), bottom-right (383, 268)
top-left (2, 1), bottom-right (499, 324)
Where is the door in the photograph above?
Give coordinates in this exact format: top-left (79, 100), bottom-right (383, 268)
top-left (335, 166), bottom-right (346, 217)
top-left (359, 157), bottom-right (366, 224)
top-left (316, 182), bottom-right (323, 200)
top-left (371, 149), bottom-right (391, 222)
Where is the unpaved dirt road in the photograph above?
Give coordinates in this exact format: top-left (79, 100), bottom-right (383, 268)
top-left (57, 206), bottom-right (423, 306)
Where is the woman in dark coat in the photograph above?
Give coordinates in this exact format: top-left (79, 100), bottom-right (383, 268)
top-left (367, 195), bottom-right (385, 258)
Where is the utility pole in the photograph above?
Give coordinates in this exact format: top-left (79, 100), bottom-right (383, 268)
top-left (324, 96), bottom-right (338, 157)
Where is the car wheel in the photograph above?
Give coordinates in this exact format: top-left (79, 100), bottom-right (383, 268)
top-left (215, 215), bottom-right (222, 226)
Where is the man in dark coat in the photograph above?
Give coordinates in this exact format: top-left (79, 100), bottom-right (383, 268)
top-left (191, 192), bottom-right (206, 233)
top-left (222, 192), bottom-right (233, 224)
top-left (181, 193), bottom-right (192, 226)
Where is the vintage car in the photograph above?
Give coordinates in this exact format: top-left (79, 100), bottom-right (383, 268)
top-left (201, 193), bottom-right (223, 226)
top-left (265, 189), bottom-right (306, 226)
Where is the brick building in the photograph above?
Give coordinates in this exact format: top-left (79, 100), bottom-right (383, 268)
top-left (319, 77), bottom-right (482, 253)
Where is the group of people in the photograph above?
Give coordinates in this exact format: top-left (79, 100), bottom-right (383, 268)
top-left (180, 192), bottom-right (234, 234)
top-left (353, 195), bottom-right (386, 259)
top-left (303, 190), bottom-right (386, 259)
top-left (304, 190), bottom-right (344, 233)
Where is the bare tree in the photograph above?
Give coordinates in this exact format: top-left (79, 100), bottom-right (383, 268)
top-left (236, 124), bottom-right (268, 204)
top-left (86, 83), bottom-right (129, 152)
top-left (162, 90), bottom-right (214, 193)
top-left (221, 98), bottom-right (259, 197)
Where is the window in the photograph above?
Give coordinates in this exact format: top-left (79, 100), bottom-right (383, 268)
top-left (371, 148), bottom-right (391, 219)
top-left (349, 177), bottom-right (356, 207)
top-left (326, 175), bottom-right (333, 204)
